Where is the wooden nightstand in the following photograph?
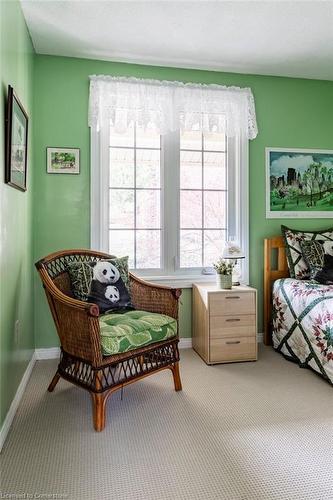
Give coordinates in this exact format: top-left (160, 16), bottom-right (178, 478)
top-left (192, 284), bottom-right (257, 364)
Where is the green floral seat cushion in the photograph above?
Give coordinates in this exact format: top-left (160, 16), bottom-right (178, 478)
top-left (99, 310), bottom-right (177, 355)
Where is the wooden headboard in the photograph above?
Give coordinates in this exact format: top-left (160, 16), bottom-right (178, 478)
top-left (263, 236), bottom-right (289, 345)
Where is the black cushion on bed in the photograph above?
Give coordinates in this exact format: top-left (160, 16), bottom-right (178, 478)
top-left (314, 254), bottom-right (333, 285)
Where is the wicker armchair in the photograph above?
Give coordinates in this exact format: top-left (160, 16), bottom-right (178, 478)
top-left (35, 249), bottom-right (182, 431)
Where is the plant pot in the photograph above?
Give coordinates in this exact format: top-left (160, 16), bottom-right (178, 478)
top-left (216, 273), bottom-right (232, 289)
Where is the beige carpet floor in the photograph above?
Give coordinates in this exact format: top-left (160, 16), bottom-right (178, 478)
top-left (1, 346), bottom-right (333, 500)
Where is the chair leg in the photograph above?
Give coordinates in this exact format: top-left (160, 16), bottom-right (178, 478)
top-left (91, 393), bottom-right (107, 432)
top-left (171, 362), bottom-right (182, 392)
top-left (48, 371), bottom-right (60, 392)
top-left (139, 355), bottom-right (145, 367)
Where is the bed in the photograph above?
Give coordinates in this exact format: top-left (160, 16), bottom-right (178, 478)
top-left (264, 236), bottom-right (333, 384)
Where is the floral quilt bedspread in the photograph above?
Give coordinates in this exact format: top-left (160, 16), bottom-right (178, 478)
top-left (272, 278), bottom-right (333, 384)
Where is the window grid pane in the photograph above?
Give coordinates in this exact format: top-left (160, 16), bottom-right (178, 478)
top-left (109, 123), bottom-right (161, 269)
top-left (180, 129), bottom-right (226, 268)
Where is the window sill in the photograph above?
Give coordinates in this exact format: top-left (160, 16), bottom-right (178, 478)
top-left (135, 275), bottom-right (217, 289)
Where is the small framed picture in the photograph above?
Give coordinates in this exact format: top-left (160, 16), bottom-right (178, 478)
top-left (46, 147), bottom-right (80, 174)
top-left (5, 85), bottom-right (29, 191)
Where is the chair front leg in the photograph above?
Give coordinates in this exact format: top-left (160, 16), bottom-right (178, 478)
top-left (91, 369), bottom-right (108, 431)
top-left (170, 362), bottom-right (182, 391)
top-left (90, 392), bottom-right (108, 431)
top-left (48, 371), bottom-right (61, 392)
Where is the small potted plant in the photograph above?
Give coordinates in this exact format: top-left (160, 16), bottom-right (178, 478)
top-left (213, 258), bottom-right (233, 289)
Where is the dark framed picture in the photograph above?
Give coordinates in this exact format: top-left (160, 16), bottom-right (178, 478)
top-left (5, 85), bottom-right (29, 191)
top-left (46, 147), bottom-right (80, 174)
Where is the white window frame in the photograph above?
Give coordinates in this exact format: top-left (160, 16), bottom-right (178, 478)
top-left (90, 126), bottom-right (249, 288)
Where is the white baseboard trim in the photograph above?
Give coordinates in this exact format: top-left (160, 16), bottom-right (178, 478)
top-left (179, 338), bottom-right (193, 349)
top-left (0, 352), bottom-right (36, 453)
top-left (35, 347), bottom-right (60, 360)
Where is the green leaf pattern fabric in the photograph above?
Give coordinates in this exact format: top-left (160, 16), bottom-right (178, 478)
top-left (281, 225), bottom-right (333, 279)
top-left (67, 262), bottom-right (94, 301)
top-left (67, 256), bottom-right (131, 301)
top-left (272, 278), bottom-right (333, 384)
top-left (99, 310), bottom-right (177, 355)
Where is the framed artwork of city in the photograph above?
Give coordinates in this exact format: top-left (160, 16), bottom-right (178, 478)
top-left (266, 148), bottom-right (333, 218)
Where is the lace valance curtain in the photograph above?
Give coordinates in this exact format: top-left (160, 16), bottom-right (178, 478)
top-left (88, 75), bottom-right (258, 139)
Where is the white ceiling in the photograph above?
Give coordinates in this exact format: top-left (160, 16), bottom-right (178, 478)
top-left (21, 0), bottom-right (333, 81)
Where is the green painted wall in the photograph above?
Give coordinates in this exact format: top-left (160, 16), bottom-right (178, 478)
top-left (0, 1), bottom-right (35, 427)
top-left (33, 55), bottom-right (333, 348)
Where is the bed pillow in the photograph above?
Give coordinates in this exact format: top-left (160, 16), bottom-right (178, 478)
top-left (301, 240), bottom-right (333, 284)
top-left (67, 256), bottom-right (131, 301)
top-left (281, 225), bottom-right (333, 279)
top-left (300, 240), bottom-right (325, 278)
top-left (313, 254), bottom-right (333, 285)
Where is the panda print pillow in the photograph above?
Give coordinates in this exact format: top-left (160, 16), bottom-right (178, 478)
top-left (67, 257), bottom-right (133, 314)
top-left (87, 260), bottom-right (133, 314)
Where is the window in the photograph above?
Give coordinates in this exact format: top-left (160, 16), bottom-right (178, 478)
top-left (108, 123), bottom-right (162, 269)
top-left (89, 76), bottom-right (256, 285)
top-left (92, 119), bottom-right (248, 283)
top-left (179, 128), bottom-right (227, 268)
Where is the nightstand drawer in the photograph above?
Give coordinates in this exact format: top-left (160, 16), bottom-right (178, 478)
top-left (209, 292), bottom-right (255, 316)
top-left (210, 315), bottom-right (256, 339)
top-left (210, 336), bottom-right (257, 363)
top-left (192, 283), bottom-right (257, 365)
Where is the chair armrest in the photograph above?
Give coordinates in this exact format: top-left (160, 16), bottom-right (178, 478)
top-left (44, 281), bottom-right (100, 317)
top-left (39, 275), bottom-right (103, 366)
top-left (130, 274), bottom-right (182, 322)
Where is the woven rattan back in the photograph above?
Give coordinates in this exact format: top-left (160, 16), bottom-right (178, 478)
top-left (42, 250), bottom-right (115, 278)
top-left (53, 273), bottom-right (72, 297)
top-left (36, 249), bottom-right (116, 366)
top-left (40, 249), bottom-right (118, 292)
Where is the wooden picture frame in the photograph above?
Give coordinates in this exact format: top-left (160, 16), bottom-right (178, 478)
top-left (46, 147), bottom-right (80, 174)
top-left (5, 85), bottom-right (29, 191)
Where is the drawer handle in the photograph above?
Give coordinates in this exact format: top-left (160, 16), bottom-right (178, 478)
top-left (226, 296), bottom-right (240, 299)
top-left (226, 318), bottom-right (240, 322)
top-left (226, 340), bottom-right (241, 345)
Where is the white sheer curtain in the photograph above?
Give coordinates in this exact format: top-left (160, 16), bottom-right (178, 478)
top-left (88, 75), bottom-right (258, 139)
